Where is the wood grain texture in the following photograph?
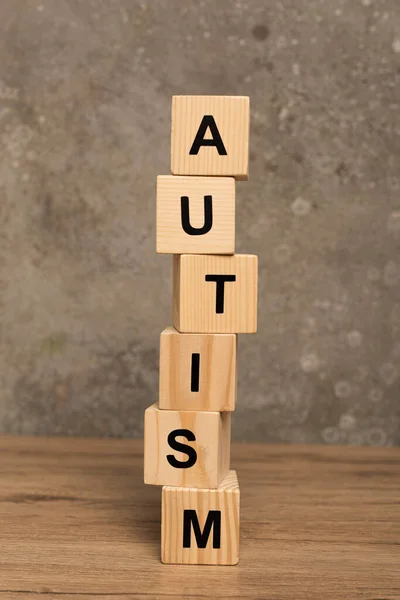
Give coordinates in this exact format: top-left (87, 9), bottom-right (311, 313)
top-left (171, 96), bottom-right (250, 179)
top-left (162, 470), bottom-right (240, 565)
top-left (159, 326), bottom-right (237, 411)
top-left (144, 403), bottom-right (231, 488)
top-left (0, 436), bottom-right (399, 599)
top-left (173, 254), bottom-right (258, 333)
top-left (156, 175), bottom-right (235, 254)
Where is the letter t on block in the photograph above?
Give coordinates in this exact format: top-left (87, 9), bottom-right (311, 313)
top-left (162, 470), bottom-right (240, 565)
top-left (173, 254), bottom-right (258, 333)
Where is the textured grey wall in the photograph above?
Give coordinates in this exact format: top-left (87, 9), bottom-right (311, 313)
top-left (0, 0), bottom-right (399, 445)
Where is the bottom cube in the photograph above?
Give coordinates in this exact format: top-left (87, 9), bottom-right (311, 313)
top-left (161, 470), bottom-right (240, 565)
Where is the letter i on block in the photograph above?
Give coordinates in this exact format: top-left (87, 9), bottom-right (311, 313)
top-left (162, 470), bottom-right (240, 565)
top-left (159, 327), bottom-right (236, 411)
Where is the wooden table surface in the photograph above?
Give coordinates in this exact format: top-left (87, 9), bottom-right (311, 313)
top-left (0, 436), bottom-right (399, 599)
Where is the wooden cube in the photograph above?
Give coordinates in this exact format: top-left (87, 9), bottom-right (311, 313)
top-left (162, 470), bottom-right (240, 565)
top-left (173, 254), bottom-right (258, 333)
top-left (156, 175), bottom-right (235, 255)
top-left (144, 403), bottom-right (230, 489)
top-left (159, 327), bottom-right (236, 412)
top-left (171, 96), bottom-right (250, 180)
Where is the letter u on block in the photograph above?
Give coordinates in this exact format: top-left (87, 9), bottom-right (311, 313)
top-left (144, 404), bottom-right (231, 488)
top-left (173, 254), bottom-right (258, 333)
top-left (156, 176), bottom-right (235, 254)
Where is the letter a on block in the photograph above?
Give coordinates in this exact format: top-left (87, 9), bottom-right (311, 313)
top-left (171, 96), bottom-right (250, 179)
top-left (189, 116), bottom-right (227, 156)
top-left (173, 254), bottom-right (258, 333)
top-left (162, 470), bottom-right (240, 565)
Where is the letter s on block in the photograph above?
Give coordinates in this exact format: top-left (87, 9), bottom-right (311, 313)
top-left (167, 429), bottom-right (197, 469)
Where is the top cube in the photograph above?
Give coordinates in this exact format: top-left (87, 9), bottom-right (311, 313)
top-left (171, 96), bottom-right (250, 180)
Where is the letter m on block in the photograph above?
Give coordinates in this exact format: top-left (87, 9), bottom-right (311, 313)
top-left (182, 509), bottom-right (221, 549)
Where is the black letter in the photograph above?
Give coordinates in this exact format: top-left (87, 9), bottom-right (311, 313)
top-left (191, 353), bottom-right (200, 392)
top-left (183, 510), bottom-right (221, 549)
top-left (167, 429), bottom-right (197, 469)
top-left (181, 195), bottom-right (213, 236)
top-left (205, 274), bottom-right (236, 314)
top-left (189, 116), bottom-right (227, 156)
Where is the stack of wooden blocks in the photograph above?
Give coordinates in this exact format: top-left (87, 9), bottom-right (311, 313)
top-left (144, 95), bottom-right (258, 565)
